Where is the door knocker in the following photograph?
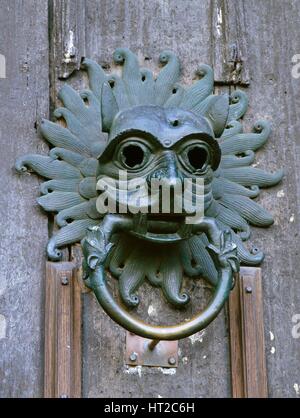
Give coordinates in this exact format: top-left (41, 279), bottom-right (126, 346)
top-left (16, 48), bottom-right (283, 342)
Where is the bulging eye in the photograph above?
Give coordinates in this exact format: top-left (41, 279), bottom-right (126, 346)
top-left (182, 144), bottom-right (210, 173)
top-left (117, 142), bottom-right (150, 169)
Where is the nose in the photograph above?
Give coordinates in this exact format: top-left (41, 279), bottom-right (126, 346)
top-left (147, 151), bottom-right (183, 188)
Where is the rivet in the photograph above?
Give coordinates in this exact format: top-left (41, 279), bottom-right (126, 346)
top-left (129, 352), bottom-right (138, 362)
top-left (61, 276), bottom-right (69, 285)
top-left (164, 140), bottom-right (171, 146)
top-left (245, 286), bottom-right (252, 294)
top-left (168, 356), bottom-right (176, 366)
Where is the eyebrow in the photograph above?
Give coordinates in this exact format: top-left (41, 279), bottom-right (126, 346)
top-left (118, 129), bottom-right (161, 146)
top-left (168, 133), bottom-right (213, 149)
top-left (117, 130), bottom-right (213, 150)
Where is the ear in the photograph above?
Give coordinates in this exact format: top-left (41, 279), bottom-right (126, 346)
top-left (101, 82), bottom-right (119, 132)
top-left (204, 94), bottom-right (229, 138)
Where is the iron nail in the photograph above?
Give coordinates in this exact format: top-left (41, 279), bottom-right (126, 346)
top-left (61, 276), bottom-right (69, 285)
top-left (168, 356), bottom-right (176, 366)
top-left (245, 286), bottom-right (252, 294)
top-left (129, 352), bottom-right (138, 362)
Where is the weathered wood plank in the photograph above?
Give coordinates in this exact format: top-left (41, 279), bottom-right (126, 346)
top-left (240, 268), bottom-right (268, 397)
top-left (0, 0), bottom-right (49, 398)
top-left (228, 273), bottom-right (245, 398)
top-left (209, 0), bottom-right (250, 86)
top-left (49, 0), bottom-right (86, 80)
top-left (241, 0), bottom-right (300, 398)
top-left (229, 268), bottom-right (268, 398)
top-left (44, 262), bottom-right (81, 398)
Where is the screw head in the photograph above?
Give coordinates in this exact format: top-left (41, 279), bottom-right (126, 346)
top-left (245, 286), bottom-right (252, 294)
top-left (129, 352), bottom-right (138, 362)
top-left (251, 246), bottom-right (259, 255)
top-left (61, 276), bottom-right (69, 285)
top-left (168, 356), bottom-right (176, 366)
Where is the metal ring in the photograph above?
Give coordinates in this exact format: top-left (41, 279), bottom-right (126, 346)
top-left (87, 264), bottom-right (233, 341)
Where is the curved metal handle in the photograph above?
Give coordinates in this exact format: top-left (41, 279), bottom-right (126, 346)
top-left (82, 215), bottom-right (239, 341)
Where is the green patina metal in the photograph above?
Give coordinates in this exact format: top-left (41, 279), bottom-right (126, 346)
top-left (16, 48), bottom-right (283, 339)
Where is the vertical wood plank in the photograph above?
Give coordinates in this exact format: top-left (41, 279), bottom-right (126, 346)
top-left (71, 244), bottom-right (90, 294)
top-left (229, 267), bottom-right (268, 398)
top-left (228, 273), bottom-right (245, 398)
top-left (56, 265), bottom-right (72, 398)
top-left (0, 0), bottom-right (49, 398)
top-left (44, 264), bottom-right (56, 398)
top-left (72, 261), bottom-right (83, 397)
top-left (209, 0), bottom-right (250, 86)
top-left (241, 0), bottom-right (300, 398)
top-left (44, 262), bottom-right (82, 398)
top-left (49, 0), bottom-right (86, 80)
top-left (240, 268), bottom-right (268, 398)
top-left (44, 1), bottom-right (86, 399)
top-left (225, 0), bottom-right (250, 86)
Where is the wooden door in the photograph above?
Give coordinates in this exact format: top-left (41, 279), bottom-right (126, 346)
top-left (1, 0), bottom-right (300, 398)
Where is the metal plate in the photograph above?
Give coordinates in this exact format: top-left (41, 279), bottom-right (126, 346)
top-left (125, 332), bottom-right (178, 368)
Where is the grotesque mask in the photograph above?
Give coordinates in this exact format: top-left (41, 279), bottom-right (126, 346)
top-left (16, 48), bottom-right (282, 340)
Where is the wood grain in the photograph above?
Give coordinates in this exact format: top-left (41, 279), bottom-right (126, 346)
top-left (228, 272), bottom-right (245, 398)
top-left (242, 0), bottom-right (300, 398)
top-left (49, 0), bottom-right (86, 80)
top-left (210, 0), bottom-right (250, 86)
top-left (0, 0), bottom-right (49, 398)
top-left (229, 267), bottom-right (268, 398)
top-left (44, 262), bottom-right (81, 398)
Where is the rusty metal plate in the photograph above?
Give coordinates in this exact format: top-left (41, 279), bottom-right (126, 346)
top-left (125, 332), bottom-right (178, 368)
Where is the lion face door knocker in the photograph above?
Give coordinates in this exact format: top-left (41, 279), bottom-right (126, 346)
top-left (16, 48), bottom-right (283, 355)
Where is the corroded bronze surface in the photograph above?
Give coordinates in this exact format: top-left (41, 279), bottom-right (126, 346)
top-left (16, 48), bottom-right (282, 339)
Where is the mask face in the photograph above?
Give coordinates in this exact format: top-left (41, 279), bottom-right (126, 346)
top-left (97, 105), bottom-right (221, 243)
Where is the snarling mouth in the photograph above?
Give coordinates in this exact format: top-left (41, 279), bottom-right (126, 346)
top-left (129, 212), bottom-right (195, 243)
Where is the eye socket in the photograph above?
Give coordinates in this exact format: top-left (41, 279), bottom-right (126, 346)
top-left (181, 144), bottom-right (210, 173)
top-left (117, 142), bottom-right (150, 169)
top-left (187, 146), bottom-right (208, 170)
top-left (122, 144), bottom-right (144, 168)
